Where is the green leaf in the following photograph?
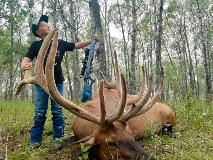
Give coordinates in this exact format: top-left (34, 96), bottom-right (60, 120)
top-left (82, 152), bottom-right (89, 160)
top-left (80, 143), bottom-right (85, 152)
top-left (83, 145), bottom-right (91, 152)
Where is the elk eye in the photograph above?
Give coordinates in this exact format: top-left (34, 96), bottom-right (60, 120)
top-left (108, 142), bottom-right (118, 148)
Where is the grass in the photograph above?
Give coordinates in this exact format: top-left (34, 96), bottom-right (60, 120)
top-left (0, 100), bottom-right (80, 160)
top-left (141, 97), bottom-right (213, 160)
top-left (0, 97), bottom-right (213, 160)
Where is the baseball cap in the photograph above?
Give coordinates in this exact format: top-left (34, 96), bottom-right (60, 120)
top-left (31, 15), bottom-right (48, 37)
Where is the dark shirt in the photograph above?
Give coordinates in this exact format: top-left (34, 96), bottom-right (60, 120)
top-left (25, 39), bottom-right (75, 84)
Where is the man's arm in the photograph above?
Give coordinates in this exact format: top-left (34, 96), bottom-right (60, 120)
top-left (21, 57), bottom-right (32, 70)
top-left (74, 33), bottom-right (99, 49)
top-left (74, 39), bottom-right (93, 49)
top-left (22, 41), bottom-right (37, 70)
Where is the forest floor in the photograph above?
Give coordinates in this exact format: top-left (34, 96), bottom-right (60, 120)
top-left (0, 97), bottom-right (213, 160)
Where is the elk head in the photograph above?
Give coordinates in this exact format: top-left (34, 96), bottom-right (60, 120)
top-left (26, 29), bottom-right (163, 160)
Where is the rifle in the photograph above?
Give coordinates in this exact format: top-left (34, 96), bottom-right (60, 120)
top-left (81, 38), bottom-right (97, 102)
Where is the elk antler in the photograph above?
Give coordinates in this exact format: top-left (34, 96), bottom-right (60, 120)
top-left (102, 51), bottom-right (120, 90)
top-left (99, 80), bottom-right (106, 123)
top-left (44, 30), bottom-right (127, 126)
top-left (135, 76), bottom-right (164, 117)
top-left (14, 28), bottom-right (57, 95)
top-left (98, 49), bottom-right (164, 121)
top-left (120, 72), bottom-right (164, 121)
top-left (127, 70), bottom-right (164, 118)
top-left (99, 73), bottom-right (127, 124)
top-left (120, 77), bottom-right (153, 121)
top-left (126, 65), bottom-right (146, 105)
top-left (102, 50), bottom-right (164, 121)
top-left (107, 74), bottom-right (127, 123)
top-left (24, 28), bottom-right (161, 128)
top-left (34, 28), bottom-right (58, 93)
top-left (15, 70), bottom-right (35, 95)
top-left (100, 72), bottom-right (116, 89)
top-left (113, 50), bottom-right (121, 88)
top-left (44, 31), bottom-right (101, 124)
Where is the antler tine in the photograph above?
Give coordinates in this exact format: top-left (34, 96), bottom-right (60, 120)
top-left (103, 80), bottom-right (117, 89)
top-left (45, 30), bottom-right (102, 125)
top-left (98, 51), bottom-right (121, 90)
top-left (99, 80), bottom-right (106, 125)
top-left (145, 65), bottom-right (149, 88)
top-left (135, 71), bottom-right (164, 116)
top-left (100, 72), bottom-right (116, 89)
top-left (15, 29), bottom-right (57, 95)
top-left (34, 28), bottom-right (57, 93)
top-left (122, 68), bottom-right (164, 120)
top-left (113, 50), bottom-right (121, 88)
top-left (137, 65), bottom-right (146, 99)
top-left (121, 77), bottom-right (153, 121)
top-left (15, 70), bottom-right (35, 95)
top-left (135, 78), bottom-right (164, 117)
top-left (107, 74), bottom-right (127, 123)
top-left (127, 65), bottom-right (146, 105)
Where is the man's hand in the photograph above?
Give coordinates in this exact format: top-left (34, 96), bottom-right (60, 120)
top-left (21, 57), bottom-right (32, 70)
top-left (92, 32), bottom-right (99, 41)
top-left (74, 33), bottom-right (100, 49)
top-left (22, 62), bottom-right (32, 70)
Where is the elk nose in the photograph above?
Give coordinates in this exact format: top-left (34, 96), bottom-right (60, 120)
top-left (148, 155), bottom-right (156, 160)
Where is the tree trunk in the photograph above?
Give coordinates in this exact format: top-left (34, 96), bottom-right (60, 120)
top-left (69, 0), bottom-right (81, 99)
top-left (155, 0), bottom-right (164, 96)
top-left (196, 1), bottom-right (213, 100)
top-left (28, 0), bottom-right (35, 102)
top-left (0, 73), bottom-right (2, 100)
top-left (53, 0), bottom-right (57, 28)
top-left (117, 0), bottom-right (129, 84)
top-left (89, 0), bottom-right (108, 79)
top-left (8, 1), bottom-right (14, 100)
top-left (206, 11), bottom-right (212, 100)
top-left (105, 1), bottom-right (113, 81)
top-left (18, 22), bottom-right (26, 100)
top-left (194, 44), bottom-right (200, 98)
top-left (57, 0), bottom-right (74, 98)
top-left (64, 27), bottom-right (73, 99)
top-left (129, 0), bottom-right (137, 94)
top-left (103, 1), bottom-right (111, 80)
top-left (41, 0), bottom-right (45, 15)
top-left (183, 16), bottom-right (195, 93)
top-left (179, 20), bottom-right (189, 97)
top-left (149, 5), bottom-right (154, 96)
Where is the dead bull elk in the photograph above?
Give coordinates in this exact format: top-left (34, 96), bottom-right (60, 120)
top-left (47, 31), bottom-right (162, 160)
top-left (84, 51), bottom-right (176, 159)
top-left (15, 29), bottom-right (166, 160)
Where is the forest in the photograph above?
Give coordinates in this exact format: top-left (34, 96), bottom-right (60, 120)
top-left (0, 0), bottom-right (212, 160)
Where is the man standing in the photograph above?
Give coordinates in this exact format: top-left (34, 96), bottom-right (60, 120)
top-left (21, 15), bottom-right (96, 149)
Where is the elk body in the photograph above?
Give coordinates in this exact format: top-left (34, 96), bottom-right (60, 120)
top-left (73, 52), bottom-right (176, 159)
top-left (74, 88), bottom-right (176, 147)
top-left (16, 29), bottom-right (175, 160)
top-left (127, 97), bottom-right (176, 139)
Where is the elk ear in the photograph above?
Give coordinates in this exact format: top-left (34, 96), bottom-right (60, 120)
top-left (75, 134), bottom-right (96, 145)
top-left (84, 137), bottom-right (95, 145)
